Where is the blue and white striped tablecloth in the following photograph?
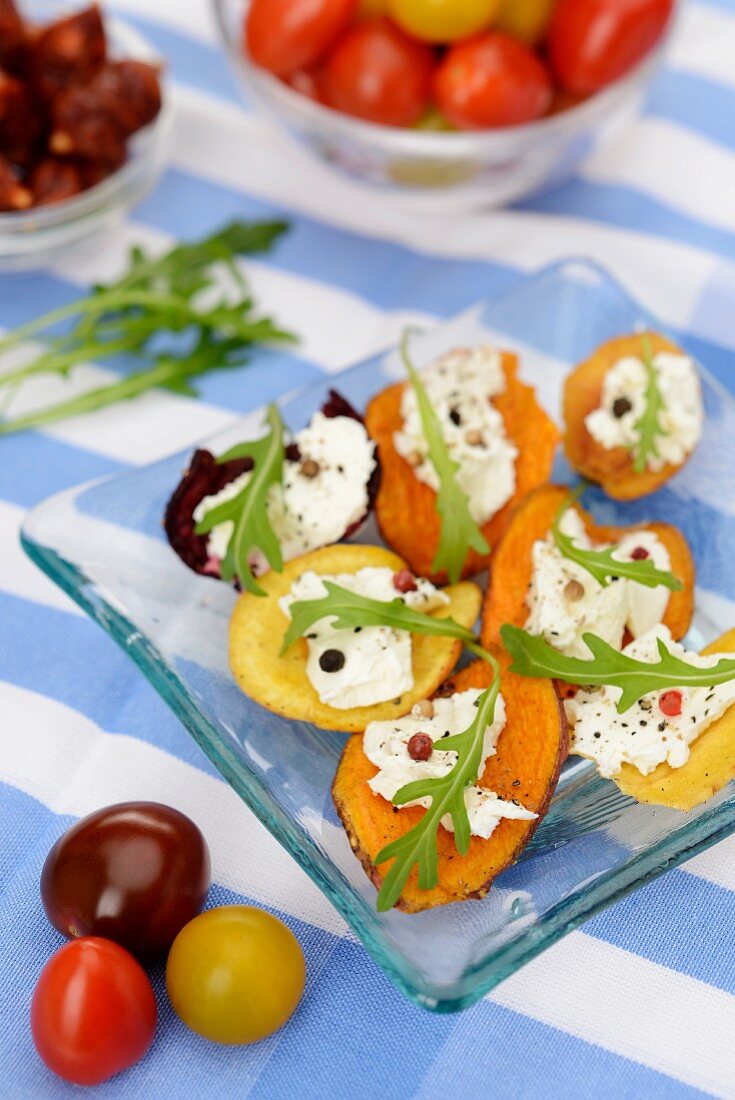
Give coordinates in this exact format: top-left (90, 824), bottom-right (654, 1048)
top-left (2, 1), bottom-right (735, 1096)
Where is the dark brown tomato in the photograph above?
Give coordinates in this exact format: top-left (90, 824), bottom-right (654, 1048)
top-left (40, 802), bottom-right (210, 960)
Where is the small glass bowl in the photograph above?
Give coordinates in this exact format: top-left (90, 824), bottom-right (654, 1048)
top-left (213, 0), bottom-right (677, 212)
top-left (0, 5), bottom-right (174, 272)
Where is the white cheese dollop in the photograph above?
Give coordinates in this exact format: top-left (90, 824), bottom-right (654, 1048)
top-left (585, 351), bottom-right (703, 471)
top-left (193, 413), bottom-right (376, 565)
top-left (279, 567), bottom-right (450, 710)
top-left (525, 508), bottom-right (672, 659)
top-left (393, 346), bottom-right (518, 526)
top-left (364, 690), bottom-right (536, 840)
top-left (566, 625), bottom-right (735, 777)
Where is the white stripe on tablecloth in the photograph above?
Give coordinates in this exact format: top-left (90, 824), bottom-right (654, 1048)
top-left (169, 85), bottom-right (735, 347)
top-left (668, 3), bottom-right (735, 90)
top-left (582, 118), bottom-right (735, 234)
top-left (0, 681), bottom-right (350, 937)
top-left (4, 677), bottom-right (735, 1095)
top-left (489, 931), bottom-right (735, 1099)
top-left (0, 501), bottom-right (81, 615)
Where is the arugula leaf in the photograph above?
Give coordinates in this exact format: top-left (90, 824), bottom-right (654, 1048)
top-left (195, 403), bottom-right (285, 596)
top-left (401, 332), bottom-right (489, 582)
top-left (501, 624), bottom-right (735, 713)
top-left (375, 658), bottom-right (501, 912)
top-left (551, 486), bottom-right (683, 592)
top-left (631, 334), bottom-right (666, 474)
top-left (0, 221), bottom-right (293, 436)
top-left (280, 580), bottom-right (476, 656)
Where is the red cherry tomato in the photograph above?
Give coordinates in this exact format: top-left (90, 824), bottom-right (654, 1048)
top-left (40, 802), bottom-right (210, 960)
top-left (321, 18), bottom-right (434, 127)
top-left (434, 33), bottom-right (552, 130)
top-left (31, 938), bottom-right (157, 1086)
top-left (245, 0), bottom-right (358, 77)
top-left (548, 0), bottom-right (674, 96)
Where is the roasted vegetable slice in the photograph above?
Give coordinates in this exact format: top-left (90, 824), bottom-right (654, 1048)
top-left (481, 484), bottom-right (694, 649)
top-left (229, 544), bottom-right (482, 733)
top-left (365, 351), bottom-right (558, 583)
top-left (332, 654), bottom-right (567, 911)
top-left (615, 629), bottom-right (735, 811)
top-left (165, 391), bottom-right (380, 585)
top-left (563, 332), bottom-right (700, 500)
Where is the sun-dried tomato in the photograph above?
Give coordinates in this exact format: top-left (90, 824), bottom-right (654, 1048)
top-left (0, 153), bottom-right (31, 211)
top-left (29, 158), bottom-right (84, 206)
top-left (87, 60), bottom-right (162, 136)
top-left (50, 85), bottom-right (126, 163)
top-left (0, 0), bottom-right (26, 74)
top-left (0, 71), bottom-right (41, 166)
top-left (29, 5), bottom-right (106, 101)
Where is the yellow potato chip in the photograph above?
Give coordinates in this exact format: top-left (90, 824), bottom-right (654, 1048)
top-left (229, 544), bottom-right (482, 733)
top-left (614, 628), bottom-right (735, 811)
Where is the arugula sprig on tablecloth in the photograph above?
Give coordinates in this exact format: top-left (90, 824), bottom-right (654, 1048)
top-left (0, 221), bottom-right (294, 436)
top-left (501, 624), bottom-right (735, 713)
top-left (551, 485), bottom-right (682, 591)
top-left (630, 334), bottom-right (666, 474)
top-left (401, 332), bottom-right (489, 582)
top-left (195, 403), bottom-right (285, 596)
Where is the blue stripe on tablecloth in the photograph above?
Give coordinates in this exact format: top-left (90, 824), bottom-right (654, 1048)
top-left (647, 70), bottom-right (735, 151)
top-left (115, 10), bottom-right (242, 105)
top-left (0, 432), bottom-right (125, 507)
top-left (0, 594), bottom-right (222, 777)
top-left (0, 783), bottom-right (709, 1100)
top-left (584, 869), bottom-right (735, 996)
top-left (520, 181), bottom-right (735, 265)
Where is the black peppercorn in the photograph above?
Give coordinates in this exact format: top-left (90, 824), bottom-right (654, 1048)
top-left (319, 649), bottom-right (345, 673)
top-left (448, 407), bottom-right (462, 426)
top-left (612, 396), bottom-right (633, 418)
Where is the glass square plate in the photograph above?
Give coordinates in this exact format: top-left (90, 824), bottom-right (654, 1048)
top-left (22, 258), bottom-right (735, 1013)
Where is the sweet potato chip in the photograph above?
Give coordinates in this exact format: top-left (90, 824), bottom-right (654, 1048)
top-left (481, 484), bottom-right (695, 651)
top-left (365, 351), bottom-right (559, 582)
top-left (563, 332), bottom-right (698, 500)
top-left (229, 544), bottom-right (482, 733)
top-left (332, 654), bottom-right (567, 912)
top-left (615, 629), bottom-right (735, 811)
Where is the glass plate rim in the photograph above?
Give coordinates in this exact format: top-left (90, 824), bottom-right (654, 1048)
top-left (21, 256), bottom-right (735, 1013)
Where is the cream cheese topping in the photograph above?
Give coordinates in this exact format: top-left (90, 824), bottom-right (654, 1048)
top-left (585, 351), bottom-right (703, 471)
top-left (393, 345), bottom-right (518, 526)
top-left (525, 508), bottom-right (672, 659)
top-left (279, 567), bottom-right (449, 710)
top-left (566, 625), bottom-right (735, 777)
top-left (193, 413), bottom-right (376, 566)
top-left (364, 690), bottom-right (536, 840)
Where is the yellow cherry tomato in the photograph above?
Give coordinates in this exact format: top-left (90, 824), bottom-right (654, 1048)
top-left (387, 0), bottom-right (503, 43)
top-left (166, 906), bottom-right (306, 1045)
top-left (495, 0), bottom-right (555, 45)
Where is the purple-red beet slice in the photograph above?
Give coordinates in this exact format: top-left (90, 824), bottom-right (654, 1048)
top-left (164, 390), bottom-right (380, 584)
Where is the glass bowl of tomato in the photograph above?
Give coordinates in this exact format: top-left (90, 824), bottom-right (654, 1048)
top-left (212, 0), bottom-right (677, 211)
